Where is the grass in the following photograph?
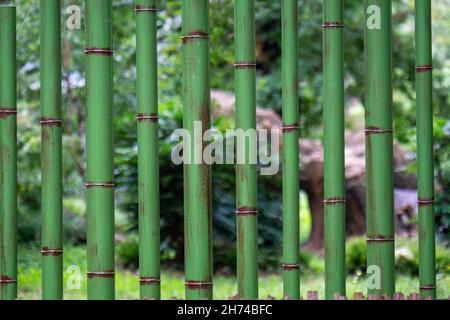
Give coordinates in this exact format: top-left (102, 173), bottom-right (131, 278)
top-left (17, 245), bottom-right (450, 300)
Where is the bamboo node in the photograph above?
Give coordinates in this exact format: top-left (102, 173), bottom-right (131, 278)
top-left (323, 197), bottom-right (346, 205)
top-left (364, 127), bottom-right (393, 135)
top-left (181, 31), bottom-right (209, 43)
top-left (236, 207), bottom-right (258, 216)
top-left (135, 5), bottom-right (158, 13)
top-left (84, 48), bottom-right (114, 56)
top-left (40, 118), bottom-right (63, 126)
top-left (0, 108), bottom-right (17, 117)
top-left (281, 123), bottom-right (299, 132)
top-left (41, 248), bottom-right (63, 256)
top-left (418, 198), bottom-right (435, 207)
top-left (185, 280), bottom-right (214, 289)
top-left (234, 62), bottom-right (257, 69)
top-left (137, 113), bottom-right (159, 122)
top-left (85, 182), bottom-right (116, 189)
top-left (415, 64), bottom-right (433, 72)
top-left (87, 271), bottom-right (115, 279)
top-left (0, 276), bottom-right (17, 284)
top-left (419, 285), bottom-right (437, 290)
top-left (322, 22), bottom-right (344, 28)
top-left (282, 263), bottom-right (300, 270)
top-left (366, 235), bottom-right (395, 243)
top-left (139, 277), bottom-right (161, 285)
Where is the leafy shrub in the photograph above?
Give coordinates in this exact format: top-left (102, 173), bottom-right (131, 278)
top-left (346, 236), bottom-right (450, 276)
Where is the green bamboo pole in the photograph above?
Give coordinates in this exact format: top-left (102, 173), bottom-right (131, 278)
top-left (281, 0), bottom-right (300, 300)
top-left (182, 0), bottom-right (213, 300)
top-left (414, 0), bottom-right (436, 300)
top-left (85, 0), bottom-right (115, 300)
top-left (0, 3), bottom-right (17, 301)
top-left (135, 0), bottom-right (160, 300)
top-left (323, 0), bottom-right (346, 300)
top-left (234, 0), bottom-right (258, 299)
top-left (364, 0), bottom-right (395, 297)
top-left (40, 0), bottom-right (63, 300)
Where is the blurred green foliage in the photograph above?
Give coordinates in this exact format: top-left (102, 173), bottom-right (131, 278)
top-left (346, 237), bottom-right (450, 276)
top-left (11, 0), bottom-right (450, 269)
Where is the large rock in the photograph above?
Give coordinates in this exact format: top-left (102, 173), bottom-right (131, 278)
top-left (211, 90), bottom-right (417, 250)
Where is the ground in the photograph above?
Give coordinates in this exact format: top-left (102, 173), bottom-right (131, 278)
top-left (17, 246), bottom-right (450, 300)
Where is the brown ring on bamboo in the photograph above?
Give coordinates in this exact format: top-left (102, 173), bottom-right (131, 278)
top-left (41, 248), bottom-right (63, 256)
top-left (84, 48), bottom-right (114, 56)
top-left (85, 182), bottom-right (116, 188)
top-left (364, 127), bottom-right (393, 135)
top-left (236, 207), bottom-right (258, 216)
top-left (0, 277), bottom-right (18, 284)
top-left (366, 235), bottom-right (395, 243)
top-left (323, 197), bottom-right (346, 205)
top-left (419, 284), bottom-right (437, 290)
top-left (234, 62), bottom-right (257, 69)
top-left (185, 280), bottom-right (213, 289)
top-left (137, 113), bottom-right (159, 122)
top-left (282, 263), bottom-right (300, 270)
top-left (40, 118), bottom-right (63, 126)
top-left (282, 123), bottom-right (299, 133)
top-left (0, 108), bottom-right (17, 116)
top-left (415, 64), bottom-right (433, 72)
top-left (418, 198), bottom-right (435, 207)
top-left (87, 271), bottom-right (115, 279)
top-left (139, 277), bottom-right (161, 285)
top-left (181, 31), bottom-right (209, 43)
top-left (135, 6), bottom-right (158, 13)
top-left (322, 22), bottom-right (344, 28)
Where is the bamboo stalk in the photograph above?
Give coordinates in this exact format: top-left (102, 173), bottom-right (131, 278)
top-left (281, 0), bottom-right (300, 300)
top-left (136, 0), bottom-right (160, 300)
top-left (40, 0), bottom-right (63, 300)
top-left (234, 0), bottom-right (258, 299)
top-left (414, 0), bottom-right (436, 300)
top-left (182, 0), bottom-right (213, 300)
top-left (364, 0), bottom-right (395, 297)
top-left (323, 0), bottom-right (346, 299)
top-left (85, 0), bottom-right (115, 300)
top-left (0, 3), bottom-right (17, 301)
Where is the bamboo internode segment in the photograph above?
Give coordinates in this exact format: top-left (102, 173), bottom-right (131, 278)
top-left (281, 0), bottom-right (300, 300)
top-left (323, 0), bottom-right (346, 300)
top-left (364, 0), bottom-right (395, 298)
top-left (415, 0), bottom-right (436, 300)
top-left (235, 0), bottom-right (259, 300)
top-left (0, 4), bottom-right (17, 301)
top-left (85, 0), bottom-right (115, 300)
top-left (182, 0), bottom-right (213, 300)
top-left (136, 0), bottom-right (161, 301)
